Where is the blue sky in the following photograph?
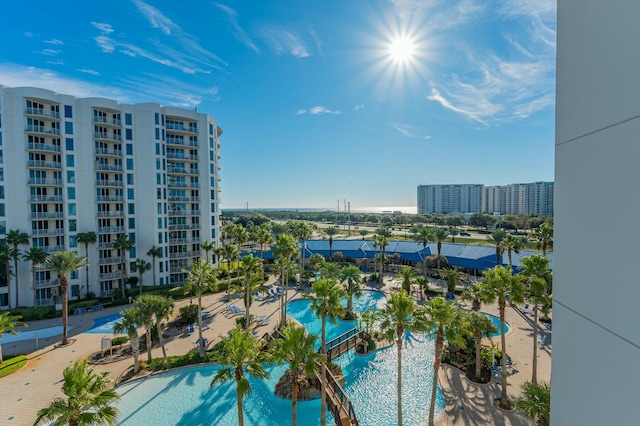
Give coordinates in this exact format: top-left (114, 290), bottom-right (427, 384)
top-left (0, 0), bottom-right (556, 211)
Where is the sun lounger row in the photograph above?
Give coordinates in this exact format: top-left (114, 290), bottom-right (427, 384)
top-left (74, 304), bottom-right (104, 315)
top-left (226, 305), bottom-right (246, 315)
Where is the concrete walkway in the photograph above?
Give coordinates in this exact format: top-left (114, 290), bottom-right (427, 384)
top-left (1, 274), bottom-right (550, 425)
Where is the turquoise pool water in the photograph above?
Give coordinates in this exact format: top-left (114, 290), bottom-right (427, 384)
top-left (0, 325), bottom-right (73, 344)
top-left (481, 312), bottom-right (511, 337)
top-left (85, 313), bottom-right (123, 334)
top-left (115, 291), bottom-right (445, 425)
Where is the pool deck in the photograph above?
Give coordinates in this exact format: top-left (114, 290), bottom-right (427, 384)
top-left (1, 274), bottom-right (548, 425)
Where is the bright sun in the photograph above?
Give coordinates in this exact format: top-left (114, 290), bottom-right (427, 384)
top-left (388, 36), bottom-right (416, 63)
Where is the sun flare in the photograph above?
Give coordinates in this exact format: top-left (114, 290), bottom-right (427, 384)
top-left (388, 36), bottom-right (416, 63)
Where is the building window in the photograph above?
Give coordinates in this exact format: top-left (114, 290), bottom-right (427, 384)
top-left (69, 219), bottom-right (76, 232)
top-left (211, 216), bottom-right (216, 226)
top-left (157, 203), bottom-right (162, 214)
top-left (64, 105), bottom-right (73, 118)
top-left (125, 129), bottom-right (133, 140)
top-left (0, 187), bottom-right (3, 199)
top-left (209, 123), bottom-right (213, 135)
top-left (128, 203), bottom-right (135, 214)
top-left (155, 113), bottom-right (159, 125)
top-left (158, 232), bottom-right (162, 244)
top-left (66, 138), bottom-right (73, 150)
top-left (155, 128), bottom-right (160, 139)
top-left (69, 235), bottom-right (77, 248)
top-left (126, 144), bottom-right (133, 155)
top-left (127, 174), bottom-right (134, 185)
top-left (67, 187), bottom-right (76, 200)
top-left (68, 203), bottom-right (76, 215)
top-left (157, 218), bottom-right (162, 229)
top-left (156, 143), bottom-right (160, 155)
top-left (128, 218), bottom-right (135, 229)
top-left (156, 159), bottom-right (161, 170)
top-left (65, 122), bottom-right (73, 134)
top-left (156, 174), bottom-right (161, 185)
top-left (211, 229), bottom-right (216, 239)
top-left (0, 204), bottom-right (4, 216)
top-left (0, 220), bottom-right (5, 234)
top-left (126, 159), bottom-right (133, 170)
top-left (127, 188), bottom-right (134, 199)
top-left (66, 154), bottom-right (74, 167)
top-left (67, 171), bottom-right (75, 183)
top-left (125, 113), bottom-right (132, 125)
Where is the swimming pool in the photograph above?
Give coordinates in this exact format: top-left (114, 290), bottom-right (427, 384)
top-left (115, 291), bottom-right (445, 425)
top-left (84, 313), bottom-right (123, 334)
top-left (0, 325), bottom-right (73, 344)
top-left (481, 312), bottom-right (511, 337)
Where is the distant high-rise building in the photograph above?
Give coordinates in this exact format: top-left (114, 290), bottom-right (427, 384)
top-left (483, 182), bottom-right (554, 215)
top-left (0, 86), bottom-right (222, 309)
top-left (417, 184), bottom-right (484, 214)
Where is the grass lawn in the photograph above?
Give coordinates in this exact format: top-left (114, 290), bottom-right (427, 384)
top-left (0, 355), bottom-right (28, 378)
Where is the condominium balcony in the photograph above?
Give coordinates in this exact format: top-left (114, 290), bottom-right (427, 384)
top-left (96, 195), bottom-right (124, 202)
top-left (166, 123), bottom-right (198, 133)
top-left (168, 196), bottom-right (200, 202)
top-left (169, 209), bottom-right (200, 216)
top-left (166, 136), bottom-right (198, 147)
top-left (29, 212), bottom-right (64, 219)
top-left (99, 271), bottom-right (122, 280)
top-left (35, 298), bottom-right (54, 307)
top-left (27, 142), bottom-right (61, 153)
top-left (28, 195), bottom-right (63, 203)
top-left (169, 237), bottom-right (201, 244)
top-left (167, 166), bottom-right (199, 175)
top-left (100, 290), bottom-right (117, 298)
top-left (94, 132), bottom-right (122, 142)
top-left (25, 107), bottom-right (60, 119)
top-left (169, 250), bottom-right (199, 259)
top-left (27, 160), bottom-right (62, 170)
top-left (98, 242), bottom-right (114, 249)
top-left (94, 148), bottom-right (123, 157)
top-left (96, 211), bottom-right (124, 218)
top-left (95, 180), bottom-right (123, 187)
top-left (25, 125), bottom-right (61, 136)
top-left (98, 226), bottom-right (125, 233)
top-left (34, 278), bottom-right (60, 289)
top-left (168, 223), bottom-right (200, 230)
top-left (167, 152), bottom-right (199, 161)
top-left (43, 245), bottom-right (65, 253)
top-left (95, 163), bottom-right (123, 172)
top-left (27, 178), bottom-right (63, 186)
top-left (167, 181), bottom-right (188, 188)
top-left (31, 228), bottom-right (65, 237)
top-left (99, 257), bottom-right (121, 265)
top-left (92, 116), bottom-right (122, 126)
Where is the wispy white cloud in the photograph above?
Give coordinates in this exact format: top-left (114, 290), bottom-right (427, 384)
top-left (44, 39), bottom-right (64, 45)
top-left (119, 74), bottom-right (220, 107)
top-left (46, 60), bottom-right (64, 66)
top-left (214, 2), bottom-right (259, 53)
top-left (310, 106), bottom-right (342, 115)
top-left (95, 36), bottom-right (115, 53)
top-left (260, 27), bottom-right (310, 58)
top-left (38, 49), bottom-right (61, 56)
top-left (388, 122), bottom-right (431, 139)
top-left (132, 0), bottom-right (180, 35)
top-left (77, 68), bottom-right (100, 76)
top-left (24, 32), bottom-right (34, 37)
top-left (354, 104), bottom-right (365, 110)
top-left (295, 109), bottom-right (306, 115)
top-left (91, 22), bottom-right (114, 34)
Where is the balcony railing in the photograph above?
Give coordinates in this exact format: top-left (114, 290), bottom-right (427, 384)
top-left (96, 211), bottom-right (124, 218)
top-left (95, 163), bottom-right (123, 172)
top-left (43, 245), bottom-right (65, 253)
top-left (166, 123), bottom-right (198, 133)
top-left (99, 271), bottom-right (122, 280)
top-left (167, 152), bottom-right (199, 161)
top-left (27, 178), bottom-right (63, 186)
top-left (34, 278), bottom-right (60, 289)
top-left (98, 242), bottom-right (114, 249)
top-left (35, 298), bottom-right (54, 307)
top-left (99, 257), bottom-right (121, 265)
top-left (169, 250), bottom-right (199, 259)
top-left (168, 196), bottom-right (200, 202)
top-left (166, 137), bottom-right (198, 147)
top-left (27, 160), bottom-right (62, 169)
top-left (94, 148), bottom-right (123, 157)
top-left (96, 195), bottom-right (124, 202)
top-left (29, 212), bottom-right (64, 219)
top-left (167, 166), bottom-right (199, 175)
top-left (95, 180), bottom-right (123, 187)
top-left (27, 142), bottom-right (61, 153)
top-left (168, 237), bottom-right (201, 244)
top-left (168, 223), bottom-right (200, 230)
top-left (169, 209), bottom-right (200, 216)
top-left (94, 132), bottom-right (122, 141)
top-left (25, 107), bottom-right (60, 119)
top-left (31, 228), bottom-right (65, 236)
top-left (98, 226), bottom-right (124, 233)
top-left (167, 181), bottom-right (188, 188)
top-left (93, 116), bottom-right (122, 126)
top-left (29, 195), bottom-right (63, 202)
top-left (26, 125), bottom-right (60, 135)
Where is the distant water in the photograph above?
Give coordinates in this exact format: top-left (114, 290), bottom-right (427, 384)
top-left (223, 206), bottom-right (418, 214)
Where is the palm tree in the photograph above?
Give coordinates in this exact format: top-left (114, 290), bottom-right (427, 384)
top-left (201, 240), bottom-right (214, 263)
top-left (449, 227), bottom-right (460, 243)
top-left (146, 246), bottom-right (162, 287)
top-left (515, 382), bottom-right (551, 426)
top-left (76, 232), bottom-right (97, 298)
top-left (254, 223), bottom-right (273, 260)
top-left (113, 308), bottom-right (143, 374)
top-left (375, 228), bottom-right (392, 274)
top-left (23, 247), bottom-right (47, 306)
top-left (274, 323), bottom-right (323, 426)
top-left (308, 253), bottom-right (325, 272)
top-left (209, 326), bottom-right (271, 426)
top-left (379, 290), bottom-right (430, 426)
top-left (290, 221), bottom-right (314, 285)
top-left (464, 310), bottom-right (497, 381)
top-left (487, 229), bottom-right (507, 266)
top-left (394, 266), bottom-right (419, 293)
top-left (0, 312), bottom-right (26, 363)
top-left (113, 234), bottom-right (134, 299)
top-left (217, 244), bottom-right (238, 301)
top-left (319, 261), bottom-right (340, 281)
top-left (237, 254), bottom-right (263, 329)
top-left (443, 268), bottom-right (465, 298)
top-left (7, 230), bottom-right (29, 307)
top-left (183, 259), bottom-right (218, 357)
top-left (480, 266), bottom-right (525, 408)
top-left (503, 234), bottom-right (525, 269)
top-left (410, 226), bottom-right (433, 279)
top-left (324, 226), bottom-right (339, 258)
top-left (45, 252), bottom-right (87, 346)
top-left (0, 245), bottom-right (14, 308)
top-left (423, 297), bottom-right (465, 426)
top-left (34, 360), bottom-right (120, 426)
top-left (431, 228), bottom-right (449, 270)
top-left (519, 254), bottom-right (552, 384)
top-left (534, 223), bottom-right (553, 257)
top-left (461, 283), bottom-right (485, 312)
top-left (306, 278), bottom-right (345, 426)
top-left (358, 229), bottom-right (368, 240)
top-left (131, 259), bottom-right (151, 296)
top-left (273, 234), bottom-right (299, 327)
top-left (134, 294), bottom-right (173, 362)
top-left (339, 265), bottom-right (362, 313)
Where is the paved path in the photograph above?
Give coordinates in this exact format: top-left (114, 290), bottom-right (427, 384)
top-left (1, 274), bottom-right (549, 426)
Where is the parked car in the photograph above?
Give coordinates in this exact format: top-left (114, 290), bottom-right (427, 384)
top-left (459, 232), bottom-right (471, 237)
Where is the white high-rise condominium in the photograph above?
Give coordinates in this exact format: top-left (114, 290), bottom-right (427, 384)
top-left (0, 86), bottom-right (222, 309)
top-left (417, 184), bottom-right (484, 214)
top-left (553, 2), bottom-right (640, 425)
top-left (483, 182), bottom-right (554, 215)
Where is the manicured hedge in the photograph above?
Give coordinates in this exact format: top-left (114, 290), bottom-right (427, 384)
top-left (0, 355), bottom-right (28, 378)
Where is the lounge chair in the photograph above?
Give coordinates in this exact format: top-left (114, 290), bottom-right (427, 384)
top-left (257, 315), bottom-right (270, 325)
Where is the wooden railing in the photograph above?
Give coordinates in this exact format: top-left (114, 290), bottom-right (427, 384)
top-left (324, 328), bottom-right (360, 362)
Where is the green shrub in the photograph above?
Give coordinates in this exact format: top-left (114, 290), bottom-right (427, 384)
top-left (111, 336), bottom-right (129, 347)
top-left (8, 306), bottom-right (58, 321)
top-left (177, 305), bottom-right (199, 327)
top-left (235, 316), bottom-right (247, 328)
top-left (0, 355), bottom-right (28, 378)
top-left (146, 352), bottom-right (205, 371)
